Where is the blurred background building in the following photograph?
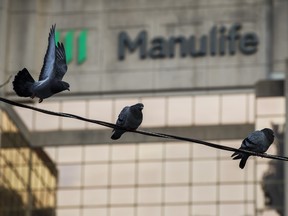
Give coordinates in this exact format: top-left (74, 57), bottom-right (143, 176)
top-left (0, 0), bottom-right (287, 215)
top-left (0, 107), bottom-right (57, 216)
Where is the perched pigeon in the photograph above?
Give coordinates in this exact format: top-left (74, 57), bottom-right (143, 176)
top-left (111, 103), bottom-right (144, 140)
top-left (231, 128), bottom-right (274, 169)
top-left (12, 24), bottom-right (69, 103)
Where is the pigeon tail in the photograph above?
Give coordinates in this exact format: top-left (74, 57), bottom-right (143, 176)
top-left (232, 153), bottom-right (242, 160)
top-left (111, 130), bottom-right (125, 140)
top-left (13, 68), bottom-right (35, 97)
top-left (239, 154), bottom-right (250, 169)
top-left (231, 152), bottom-right (250, 169)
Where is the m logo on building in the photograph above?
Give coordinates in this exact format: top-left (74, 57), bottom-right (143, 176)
top-left (55, 29), bottom-right (87, 64)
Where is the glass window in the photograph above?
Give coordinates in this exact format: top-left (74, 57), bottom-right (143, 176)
top-left (261, 210), bottom-right (280, 216)
top-left (0, 152), bottom-right (5, 166)
top-left (165, 161), bottom-right (189, 184)
top-left (219, 185), bottom-right (245, 201)
top-left (57, 209), bottom-right (81, 216)
top-left (138, 143), bottom-right (163, 160)
top-left (84, 164), bottom-right (109, 186)
top-left (137, 187), bottom-right (162, 204)
top-left (110, 207), bottom-right (134, 216)
top-left (194, 95), bottom-right (220, 125)
top-left (257, 97), bottom-right (285, 116)
top-left (167, 96), bottom-right (193, 126)
top-left (246, 159), bottom-right (255, 182)
top-left (88, 99), bottom-right (113, 129)
top-left (84, 145), bottom-right (109, 162)
top-left (256, 116), bottom-right (285, 130)
top-left (256, 163), bottom-right (270, 181)
top-left (83, 189), bottom-right (108, 206)
top-left (219, 204), bottom-right (245, 215)
top-left (247, 203), bottom-right (255, 216)
top-left (164, 186), bottom-right (189, 203)
top-left (57, 190), bottom-right (81, 206)
top-left (221, 94), bottom-right (247, 124)
top-left (219, 160), bottom-right (245, 182)
top-left (110, 188), bottom-right (134, 204)
top-left (164, 205), bottom-right (189, 216)
top-left (138, 162), bottom-right (162, 185)
top-left (111, 144), bottom-right (136, 161)
top-left (192, 143), bottom-right (218, 159)
top-left (61, 100), bottom-right (87, 130)
top-left (58, 164), bottom-right (82, 187)
top-left (19, 148), bottom-right (30, 163)
top-left (165, 142), bottom-right (190, 159)
top-left (35, 102), bottom-right (61, 131)
top-left (137, 206), bottom-right (161, 216)
top-left (141, 97), bottom-right (166, 127)
top-left (192, 185), bottom-right (217, 202)
top-left (13, 107), bottom-right (34, 130)
top-left (192, 160), bottom-right (217, 183)
top-left (248, 94), bottom-right (255, 123)
top-left (256, 183), bottom-right (265, 209)
top-left (191, 204), bottom-right (217, 215)
top-left (58, 146), bottom-right (82, 163)
top-left (82, 208), bottom-right (108, 216)
top-left (246, 184), bottom-right (255, 201)
top-left (111, 163), bottom-right (135, 186)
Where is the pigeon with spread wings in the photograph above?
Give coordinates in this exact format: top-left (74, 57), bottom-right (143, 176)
top-left (13, 24), bottom-right (70, 103)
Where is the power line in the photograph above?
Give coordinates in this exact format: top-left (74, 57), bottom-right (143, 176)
top-left (0, 97), bottom-right (287, 162)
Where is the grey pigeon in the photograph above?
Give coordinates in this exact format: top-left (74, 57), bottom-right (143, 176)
top-left (111, 103), bottom-right (144, 140)
top-left (231, 128), bottom-right (274, 169)
top-left (12, 24), bottom-right (69, 103)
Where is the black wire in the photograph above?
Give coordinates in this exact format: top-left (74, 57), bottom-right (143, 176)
top-left (1, 97), bottom-right (288, 162)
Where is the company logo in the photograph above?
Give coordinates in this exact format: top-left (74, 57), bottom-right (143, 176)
top-left (118, 23), bottom-right (259, 60)
top-left (55, 29), bottom-right (87, 64)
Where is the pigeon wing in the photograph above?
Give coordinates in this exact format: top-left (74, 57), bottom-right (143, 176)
top-left (39, 24), bottom-right (56, 81)
top-left (246, 131), bottom-right (264, 146)
top-left (55, 42), bottom-right (68, 80)
top-left (116, 106), bottom-right (129, 127)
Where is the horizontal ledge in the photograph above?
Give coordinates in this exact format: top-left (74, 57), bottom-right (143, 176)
top-left (6, 85), bottom-right (253, 101)
top-left (30, 124), bottom-right (254, 147)
top-left (255, 79), bottom-right (284, 97)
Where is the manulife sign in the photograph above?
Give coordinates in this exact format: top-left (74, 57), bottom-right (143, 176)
top-left (55, 29), bottom-right (87, 65)
top-left (55, 23), bottom-right (259, 65)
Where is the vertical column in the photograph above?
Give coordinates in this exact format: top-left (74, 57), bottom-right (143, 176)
top-left (0, 0), bottom-right (9, 95)
top-left (265, 0), bottom-right (274, 78)
top-left (285, 59), bottom-right (288, 216)
top-left (26, 149), bottom-right (33, 216)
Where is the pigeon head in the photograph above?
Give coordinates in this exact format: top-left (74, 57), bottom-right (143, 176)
top-left (130, 103), bottom-right (144, 118)
top-left (52, 81), bottom-right (70, 94)
top-left (133, 103), bottom-right (144, 111)
top-left (62, 81), bottom-right (70, 91)
top-left (261, 128), bottom-right (274, 144)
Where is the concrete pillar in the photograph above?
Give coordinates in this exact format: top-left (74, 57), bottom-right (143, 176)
top-left (0, 0), bottom-right (9, 95)
top-left (285, 59), bottom-right (288, 216)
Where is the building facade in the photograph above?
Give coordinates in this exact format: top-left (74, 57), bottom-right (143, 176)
top-left (0, 105), bottom-right (57, 216)
top-left (0, 0), bottom-right (287, 215)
